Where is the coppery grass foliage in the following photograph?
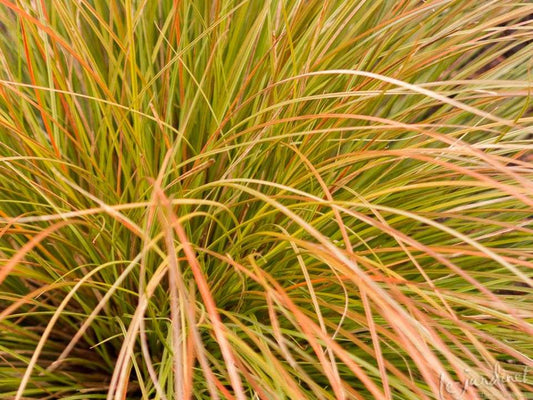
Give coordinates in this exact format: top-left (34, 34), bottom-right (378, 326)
top-left (0, 0), bottom-right (532, 398)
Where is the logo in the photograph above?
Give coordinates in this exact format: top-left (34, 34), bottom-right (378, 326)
top-left (438, 363), bottom-right (529, 399)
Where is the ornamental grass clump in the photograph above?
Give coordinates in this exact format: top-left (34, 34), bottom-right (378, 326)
top-left (0, 0), bottom-right (532, 399)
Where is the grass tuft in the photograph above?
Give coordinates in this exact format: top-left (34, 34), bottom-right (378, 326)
top-left (0, 0), bottom-right (532, 399)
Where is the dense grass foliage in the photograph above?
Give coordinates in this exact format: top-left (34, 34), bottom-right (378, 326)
top-left (0, 0), bottom-right (532, 399)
